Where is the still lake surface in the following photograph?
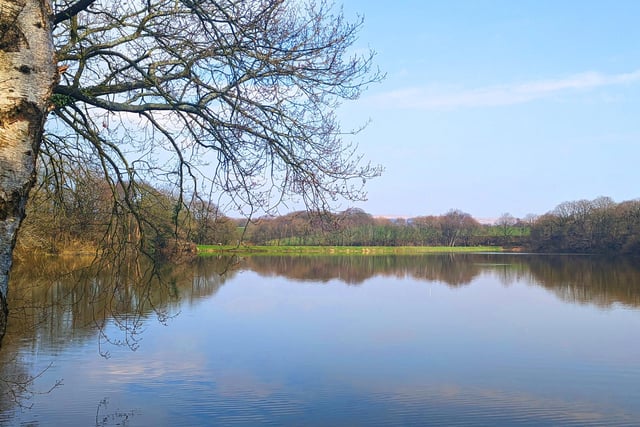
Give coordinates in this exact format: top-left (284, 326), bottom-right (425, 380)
top-left (1, 253), bottom-right (640, 426)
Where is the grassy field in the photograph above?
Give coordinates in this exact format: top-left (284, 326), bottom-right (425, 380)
top-left (197, 245), bottom-right (503, 256)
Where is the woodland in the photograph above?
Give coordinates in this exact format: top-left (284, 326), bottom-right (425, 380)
top-left (17, 178), bottom-right (640, 257)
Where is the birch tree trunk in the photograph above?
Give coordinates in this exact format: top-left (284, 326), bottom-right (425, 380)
top-left (0, 0), bottom-right (57, 344)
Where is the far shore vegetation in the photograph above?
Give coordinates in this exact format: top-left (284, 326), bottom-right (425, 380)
top-left (15, 170), bottom-right (640, 261)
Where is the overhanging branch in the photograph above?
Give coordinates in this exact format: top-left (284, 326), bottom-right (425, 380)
top-left (53, 0), bottom-right (98, 25)
top-left (53, 85), bottom-right (200, 114)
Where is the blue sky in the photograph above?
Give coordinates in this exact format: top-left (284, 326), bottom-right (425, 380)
top-left (338, 1), bottom-right (640, 219)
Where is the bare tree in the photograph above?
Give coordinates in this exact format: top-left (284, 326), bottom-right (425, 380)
top-left (440, 209), bottom-right (478, 247)
top-left (0, 0), bottom-right (382, 343)
top-left (0, 0), bottom-right (58, 344)
top-left (496, 212), bottom-right (517, 241)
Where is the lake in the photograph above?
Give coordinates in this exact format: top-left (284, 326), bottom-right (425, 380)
top-left (1, 253), bottom-right (640, 426)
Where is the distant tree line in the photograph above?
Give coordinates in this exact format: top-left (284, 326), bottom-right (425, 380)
top-left (528, 197), bottom-right (640, 254)
top-left (242, 198), bottom-right (640, 256)
top-left (17, 172), bottom-right (640, 257)
top-left (242, 208), bottom-right (530, 248)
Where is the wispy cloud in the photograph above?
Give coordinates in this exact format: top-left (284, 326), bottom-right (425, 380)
top-left (368, 69), bottom-right (640, 110)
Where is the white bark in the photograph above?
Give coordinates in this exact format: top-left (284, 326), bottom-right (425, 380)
top-left (0, 0), bottom-right (57, 340)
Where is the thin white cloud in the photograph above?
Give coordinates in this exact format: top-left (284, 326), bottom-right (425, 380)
top-left (368, 69), bottom-right (640, 110)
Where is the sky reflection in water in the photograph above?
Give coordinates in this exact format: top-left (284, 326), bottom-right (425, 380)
top-left (2, 254), bottom-right (640, 426)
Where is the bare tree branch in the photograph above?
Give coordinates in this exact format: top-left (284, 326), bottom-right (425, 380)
top-left (53, 0), bottom-right (97, 25)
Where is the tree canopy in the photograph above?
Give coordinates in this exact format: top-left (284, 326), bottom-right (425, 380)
top-left (48, 0), bottom-right (382, 219)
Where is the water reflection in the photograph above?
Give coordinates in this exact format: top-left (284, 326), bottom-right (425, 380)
top-left (0, 255), bottom-right (237, 408)
top-left (245, 254), bottom-right (482, 286)
top-left (1, 253), bottom-right (640, 423)
top-left (5, 255), bottom-right (236, 343)
top-left (245, 254), bottom-right (640, 308)
top-left (3, 253), bottom-right (640, 359)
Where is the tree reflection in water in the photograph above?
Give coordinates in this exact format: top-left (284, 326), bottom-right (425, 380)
top-left (245, 253), bottom-right (483, 286)
top-left (0, 254), bottom-right (238, 407)
top-left (245, 254), bottom-right (640, 308)
top-left (1, 252), bottom-right (640, 411)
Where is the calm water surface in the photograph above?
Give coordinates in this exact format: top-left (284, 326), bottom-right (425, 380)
top-left (1, 253), bottom-right (640, 426)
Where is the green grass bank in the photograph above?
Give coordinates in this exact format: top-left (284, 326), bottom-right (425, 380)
top-left (197, 245), bottom-right (503, 256)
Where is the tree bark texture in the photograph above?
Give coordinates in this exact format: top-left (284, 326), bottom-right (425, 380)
top-left (0, 0), bottom-right (57, 343)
